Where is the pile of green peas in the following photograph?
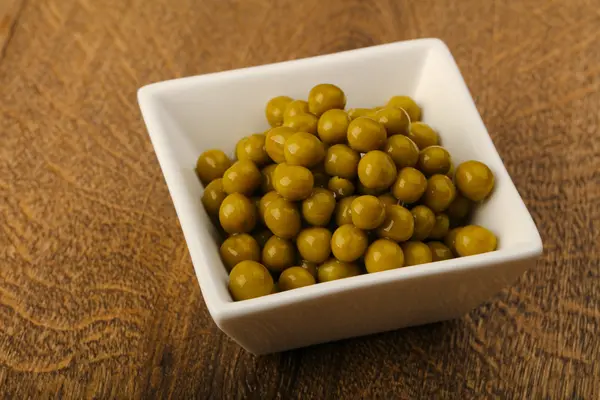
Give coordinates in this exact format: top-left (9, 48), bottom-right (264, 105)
top-left (196, 84), bottom-right (498, 302)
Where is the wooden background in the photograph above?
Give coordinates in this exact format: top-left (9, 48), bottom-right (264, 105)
top-left (1, 0), bottom-right (599, 398)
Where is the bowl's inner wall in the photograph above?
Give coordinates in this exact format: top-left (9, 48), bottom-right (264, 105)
top-left (150, 41), bottom-right (536, 303)
top-left (414, 49), bottom-right (534, 249)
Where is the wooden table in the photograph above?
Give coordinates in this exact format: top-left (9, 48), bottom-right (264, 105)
top-left (1, 0), bottom-right (599, 398)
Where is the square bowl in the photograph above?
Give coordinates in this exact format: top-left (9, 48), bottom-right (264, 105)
top-left (138, 38), bottom-right (542, 355)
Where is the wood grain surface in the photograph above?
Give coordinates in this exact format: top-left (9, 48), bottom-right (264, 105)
top-left (1, 0), bottom-right (599, 398)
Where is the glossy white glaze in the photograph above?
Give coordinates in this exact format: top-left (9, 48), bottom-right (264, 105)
top-left (138, 38), bottom-right (543, 355)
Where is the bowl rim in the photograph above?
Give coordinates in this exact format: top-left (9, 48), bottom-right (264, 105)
top-left (138, 38), bottom-right (441, 98)
top-left (137, 37), bottom-right (543, 322)
top-left (215, 244), bottom-right (541, 320)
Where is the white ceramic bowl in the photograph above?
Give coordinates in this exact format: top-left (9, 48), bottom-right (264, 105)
top-left (138, 38), bottom-right (542, 355)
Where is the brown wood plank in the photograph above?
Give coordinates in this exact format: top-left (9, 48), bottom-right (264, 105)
top-left (0, 0), bottom-right (598, 398)
top-left (0, 0), bottom-right (24, 59)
